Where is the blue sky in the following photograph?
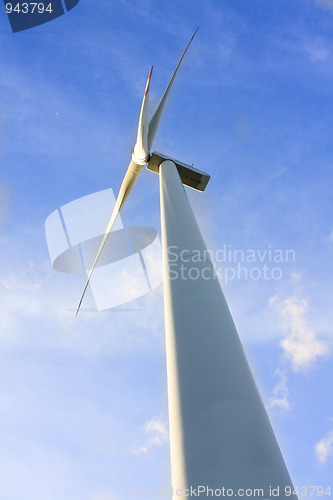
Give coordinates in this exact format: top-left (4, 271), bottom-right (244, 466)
top-left (0, 0), bottom-right (333, 498)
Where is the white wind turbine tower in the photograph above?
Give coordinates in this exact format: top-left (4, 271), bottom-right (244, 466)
top-left (76, 30), bottom-right (298, 499)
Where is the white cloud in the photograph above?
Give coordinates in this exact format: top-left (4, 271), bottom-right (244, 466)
top-left (90, 493), bottom-right (122, 500)
top-left (290, 272), bottom-right (302, 284)
top-left (327, 229), bottom-right (333, 248)
top-left (0, 248), bottom-right (164, 358)
top-left (314, 0), bottom-right (333, 9)
top-left (0, 269), bottom-right (44, 343)
top-left (315, 429), bottom-right (333, 462)
top-left (0, 251), bottom-right (166, 498)
top-left (270, 296), bottom-right (328, 372)
top-left (304, 42), bottom-right (330, 62)
top-left (268, 369), bottom-right (291, 412)
top-left (0, 184), bottom-right (10, 230)
top-left (131, 416), bottom-right (168, 454)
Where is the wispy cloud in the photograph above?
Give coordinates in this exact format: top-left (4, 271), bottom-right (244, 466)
top-left (268, 368), bottom-right (291, 412)
top-left (270, 296), bottom-right (328, 372)
top-left (131, 416), bottom-right (168, 454)
top-left (305, 43), bottom-right (330, 62)
top-left (314, 0), bottom-right (333, 10)
top-left (0, 244), bottom-right (166, 498)
top-left (0, 262), bottom-right (45, 343)
top-left (267, 294), bottom-right (329, 414)
top-left (0, 185), bottom-right (10, 231)
top-left (327, 229), bottom-right (333, 248)
top-left (0, 242), bottom-right (164, 354)
top-left (315, 429), bottom-right (333, 462)
top-left (90, 493), bottom-right (122, 500)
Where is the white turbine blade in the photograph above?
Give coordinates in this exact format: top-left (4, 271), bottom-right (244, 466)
top-left (75, 159), bottom-right (143, 316)
top-left (133, 66), bottom-right (153, 164)
top-left (147, 27), bottom-right (198, 151)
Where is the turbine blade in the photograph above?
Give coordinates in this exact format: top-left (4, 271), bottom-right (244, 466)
top-left (147, 27), bottom-right (198, 151)
top-left (133, 66), bottom-right (153, 164)
top-left (75, 160), bottom-right (143, 316)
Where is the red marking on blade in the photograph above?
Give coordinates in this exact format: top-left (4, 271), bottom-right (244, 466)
top-left (144, 66), bottom-right (153, 95)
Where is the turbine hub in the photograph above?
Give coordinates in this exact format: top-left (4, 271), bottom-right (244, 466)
top-left (131, 151), bottom-right (150, 166)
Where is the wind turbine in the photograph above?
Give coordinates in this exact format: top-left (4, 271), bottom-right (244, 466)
top-left (76, 31), bottom-right (298, 499)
